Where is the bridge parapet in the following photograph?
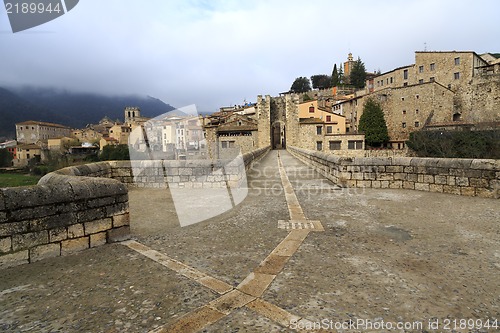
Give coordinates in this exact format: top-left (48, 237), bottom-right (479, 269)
top-left (0, 146), bottom-right (270, 268)
top-left (287, 146), bottom-right (499, 199)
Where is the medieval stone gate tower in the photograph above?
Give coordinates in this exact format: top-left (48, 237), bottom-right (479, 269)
top-left (256, 94), bottom-right (300, 150)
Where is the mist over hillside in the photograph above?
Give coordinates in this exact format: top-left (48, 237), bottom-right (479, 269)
top-left (0, 86), bottom-right (176, 139)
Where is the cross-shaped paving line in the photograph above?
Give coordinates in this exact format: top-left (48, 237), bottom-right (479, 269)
top-left (123, 152), bottom-right (327, 332)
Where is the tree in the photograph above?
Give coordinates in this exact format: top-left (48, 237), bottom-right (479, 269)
top-left (310, 75), bottom-right (331, 90)
top-left (100, 144), bottom-right (130, 161)
top-left (0, 148), bottom-right (13, 167)
top-left (338, 64), bottom-right (344, 85)
top-left (290, 77), bottom-right (311, 93)
top-left (349, 57), bottom-right (367, 89)
top-left (358, 98), bottom-right (389, 147)
top-left (331, 64), bottom-right (339, 87)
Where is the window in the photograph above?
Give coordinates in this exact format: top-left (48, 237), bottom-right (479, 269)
top-left (316, 141), bottom-right (323, 151)
top-left (309, 106), bottom-right (315, 113)
top-left (418, 79), bottom-right (424, 84)
top-left (316, 126), bottom-right (322, 135)
top-left (454, 72), bottom-right (460, 80)
top-left (326, 115), bottom-right (331, 122)
top-left (348, 140), bottom-right (363, 150)
top-left (419, 65), bottom-right (424, 73)
top-left (401, 97), bottom-right (405, 101)
top-left (390, 77), bottom-right (393, 84)
top-left (402, 110), bottom-right (406, 115)
top-left (416, 94), bottom-right (419, 99)
top-left (326, 126), bottom-right (333, 134)
top-left (402, 122), bottom-right (407, 128)
top-left (329, 141), bottom-right (341, 150)
top-left (403, 69), bottom-right (408, 80)
top-left (221, 141), bottom-right (234, 148)
top-left (416, 109), bottom-right (419, 114)
top-left (430, 77), bottom-right (435, 82)
top-left (430, 63), bottom-right (435, 71)
top-left (403, 82), bottom-right (408, 86)
top-left (454, 57), bottom-right (460, 65)
top-left (415, 121), bottom-right (420, 127)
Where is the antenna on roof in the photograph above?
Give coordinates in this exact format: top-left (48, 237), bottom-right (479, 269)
top-left (424, 42), bottom-right (427, 51)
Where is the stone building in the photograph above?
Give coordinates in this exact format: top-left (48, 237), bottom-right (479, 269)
top-left (204, 112), bottom-right (258, 159)
top-left (16, 121), bottom-right (71, 145)
top-left (341, 50), bottom-right (500, 148)
top-left (13, 144), bottom-right (42, 167)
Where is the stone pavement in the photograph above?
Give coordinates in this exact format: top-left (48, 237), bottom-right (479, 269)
top-left (1, 150), bottom-right (499, 333)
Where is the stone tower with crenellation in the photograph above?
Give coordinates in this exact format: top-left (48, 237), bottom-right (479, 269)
top-left (256, 95), bottom-right (271, 148)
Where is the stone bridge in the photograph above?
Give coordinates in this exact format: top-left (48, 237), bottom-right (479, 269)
top-left (0, 149), bottom-right (499, 332)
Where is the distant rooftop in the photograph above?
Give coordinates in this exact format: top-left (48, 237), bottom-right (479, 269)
top-left (16, 120), bottom-right (70, 129)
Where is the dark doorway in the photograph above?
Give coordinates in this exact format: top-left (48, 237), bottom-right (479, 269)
top-left (272, 122), bottom-right (282, 149)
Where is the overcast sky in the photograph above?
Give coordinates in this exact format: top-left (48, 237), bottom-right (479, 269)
top-left (1, 0), bottom-right (499, 112)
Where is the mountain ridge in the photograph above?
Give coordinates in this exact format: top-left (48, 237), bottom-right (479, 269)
top-left (0, 86), bottom-right (176, 139)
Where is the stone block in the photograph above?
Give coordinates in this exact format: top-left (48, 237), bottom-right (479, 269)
top-left (0, 211), bottom-right (7, 223)
top-left (90, 232), bottom-right (107, 248)
top-left (87, 197), bottom-right (115, 208)
top-left (434, 175), bottom-right (447, 185)
top-left (463, 169), bottom-right (483, 178)
top-left (68, 224), bottom-right (84, 238)
top-left (352, 173), bottom-right (364, 180)
top-left (84, 218), bottom-right (112, 235)
top-left (380, 181), bottom-right (390, 189)
top-left (30, 243), bottom-right (60, 262)
top-left (49, 227), bottom-right (67, 242)
top-left (443, 185), bottom-right (461, 195)
top-left (1, 183), bottom-right (74, 210)
top-left (377, 173), bottom-right (394, 181)
top-left (415, 183), bottom-right (430, 192)
top-left (12, 231), bottom-right (48, 252)
top-left (456, 177), bottom-right (469, 187)
top-left (371, 181), bottom-right (381, 188)
top-left (61, 237), bottom-right (89, 255)
top-left (447, 176), bottom-right (456, 186)
top-left (407, 173), bottom-right (418, 182)
top-left (470, 159), bottom-right (500, 170)
top-left (403, 181), bottom-right (415, 189)
top-left (0, 221), bottom-right (30, 237)
top-left (363, 172), bottom-right (377, 180)
top-left (0, 237), bottom-right (11, 253)
top-left (107, 226), bottom-right (130, 243)
top-left (460, 187), bottom-right (476, 197)
top-left (481, 170), bottom-right (496, 179)
top-left (389, 181), bottom-right (403, 189)
top-left (393, 173), bottom-right (407, 181)
top-left (0, 250), bottom-right (29, 268)
top-left (30, 213), bottom-right (76, 232)
top-left (77, 208), bottom-right (106, 223)
top-left (476, 188), bottom-right (498, 199)
top-left (423, 175), bottom-right (435, 184)
top-left (386, 165), bottom-right (403, 173)
top-left (429, 184), bottom-right (444, 193)
top-left (403, 167), bottom-right (415, 173)
top-left (113, 213), bottom-right (130, 228)
top-left (357, 180), bottom-right (372, 188)
top-left (469, 178), bottom-right (489, 188)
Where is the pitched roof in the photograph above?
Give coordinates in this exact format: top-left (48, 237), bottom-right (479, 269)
top-left (16, 120), bottom-right (70, 129)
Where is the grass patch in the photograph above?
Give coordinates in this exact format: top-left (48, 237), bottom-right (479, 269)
top-left (0, 173), bottom-right (41, 188)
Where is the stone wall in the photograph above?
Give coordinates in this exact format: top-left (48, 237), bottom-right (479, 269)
top-left (288, 146), bottom-right (499, 199)
top-left (0, 146), bottom-right (270, 268)
top-left (0, 174), bottom-right (130, 268)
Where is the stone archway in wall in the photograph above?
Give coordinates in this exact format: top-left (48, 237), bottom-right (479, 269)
top-left (271, 120), bottom-right (286, 150)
